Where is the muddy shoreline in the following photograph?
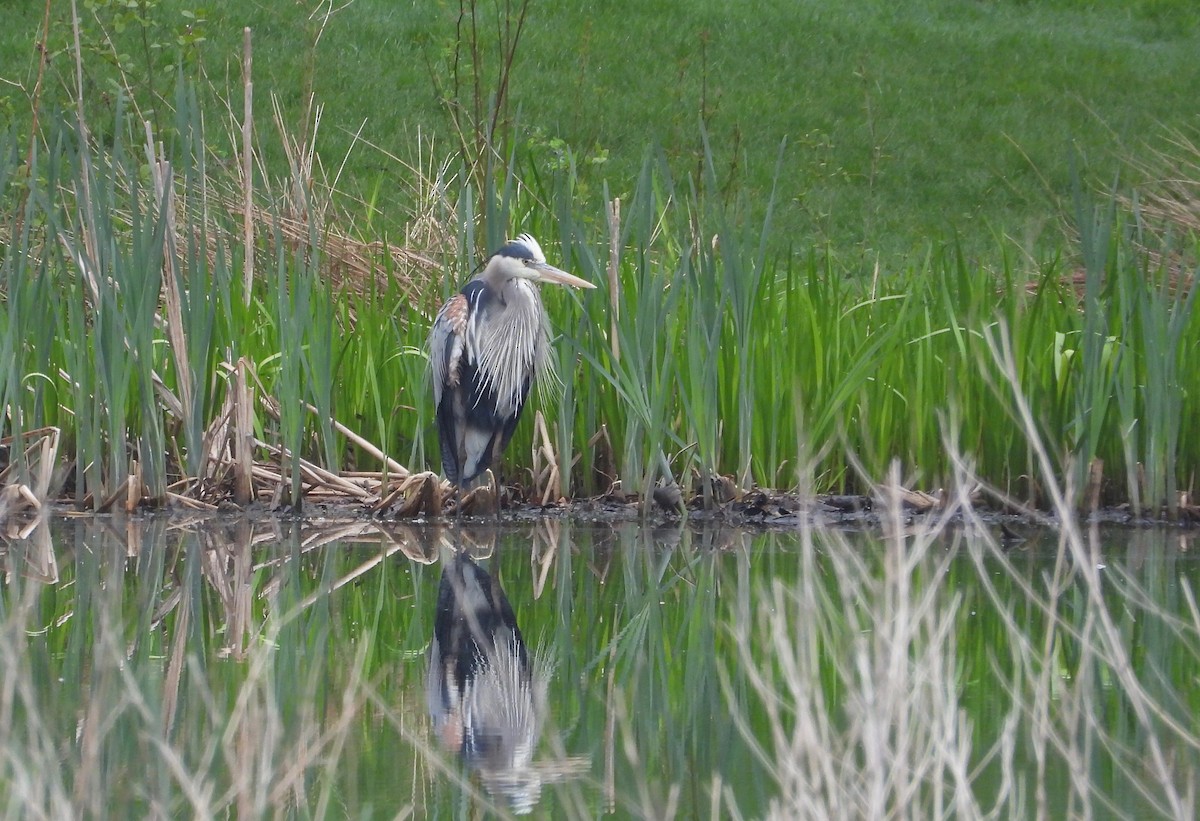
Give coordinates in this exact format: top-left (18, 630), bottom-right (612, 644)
top-left (33, 489), bottom-right (1188, 533)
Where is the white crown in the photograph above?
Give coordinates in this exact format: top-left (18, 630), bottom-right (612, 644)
top-left (511, 233), bottom-right (546, 263)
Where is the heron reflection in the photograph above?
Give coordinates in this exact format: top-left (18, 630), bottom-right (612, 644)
top-left (426, 549), bottom-right (549, 813)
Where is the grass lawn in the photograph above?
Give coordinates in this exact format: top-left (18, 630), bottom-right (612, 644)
top-left (2, 0), bottom-right (1199, 259)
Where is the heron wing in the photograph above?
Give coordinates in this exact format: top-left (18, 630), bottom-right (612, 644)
top-left (430, 293), bottom-right (469, 408)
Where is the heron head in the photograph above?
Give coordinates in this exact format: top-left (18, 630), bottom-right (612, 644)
top-left (490, 233), bottom-right (596, 289)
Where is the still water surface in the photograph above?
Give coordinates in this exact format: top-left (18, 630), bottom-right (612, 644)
top-left (1, 514), bottom-right (1197, 818)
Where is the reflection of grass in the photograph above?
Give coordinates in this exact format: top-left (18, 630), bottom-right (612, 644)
top-left (2, 315), bottom-right (1200, 816)
top-left (732, 501), bottom-right (1200, 818)
top-left (734, 483), bottom-right (978, 818)
top-left (0, 520), bottom-right (383, 816)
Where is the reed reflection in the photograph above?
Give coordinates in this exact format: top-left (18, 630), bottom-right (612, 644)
top-left (426, 548), bottom-right (549, 814)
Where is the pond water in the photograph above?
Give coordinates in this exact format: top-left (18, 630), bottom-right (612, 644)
top-left (0, 513), bottom-right (1197, 819)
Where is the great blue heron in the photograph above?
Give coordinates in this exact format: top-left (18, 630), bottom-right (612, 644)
top-left (426, 549), bottom-right (549, 814)
top-left (429, 233), bottom-right (595, 489)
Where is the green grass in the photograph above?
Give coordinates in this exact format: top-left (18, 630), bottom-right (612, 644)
top-left (3, 0), bottom-right (1200, 258)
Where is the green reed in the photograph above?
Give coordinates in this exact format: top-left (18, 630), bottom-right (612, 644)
top-left (57, 104), bottom-right (173, 503)
top-left (168, 89), bottom-right (225, 479)
top-left (0, 138), bottom-right (56, 480)
top-left (534, 160), bottom-right (1198, 507)
top-left (2, 77), bottom-right (1199, 511)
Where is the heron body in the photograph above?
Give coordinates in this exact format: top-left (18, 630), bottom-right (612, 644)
top-left (429, 234), bottom-right (594, 488)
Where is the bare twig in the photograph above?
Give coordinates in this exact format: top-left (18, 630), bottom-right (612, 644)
top-left (242, 27), bottom-right (255, 303)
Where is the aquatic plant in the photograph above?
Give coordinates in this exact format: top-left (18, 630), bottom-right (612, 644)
top-left (0, 33), bottom-right (1198, 516)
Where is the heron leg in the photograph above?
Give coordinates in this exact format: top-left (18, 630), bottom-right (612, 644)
top-left (488, 468), bottom-right (500, 520)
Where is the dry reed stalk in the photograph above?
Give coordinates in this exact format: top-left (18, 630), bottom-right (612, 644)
top-left (161, 580), bottom-right (191, 734)
top-left (233, 357), bottom-right (255, 504)
top-left (242, 27), bottom-right (255, 304)
top-left (301, 401), bottom-right (409, 478)
top-left (397, 473), bottom-right (442, 517)
top-left (147, 128), bottom-right (193, 422)
top-left (1085, 456), bottom-right (1104, 515)
top-left (252, 438), bottom-right (388, 505)
top-left (602, 628), bottom-right (619, 814)
top-left (164, 492), bottom-right (218, 510)
top-left (13, 518), bottom-right (57, 583)
top-left (377, 471), bottom-right (444, 517)
top-left (607, 197), bottom-right (621, 363)
top-left (886, 485), bottom-right (943, 513)
top-left (93, 475), bottom-right (131, 514)
top-left (289, 541), bottom-right (408, 615)
top-left (0, 427), bottom-right (61, 525)
top-left (529, 519), bottom-right (558, 599)
top-left (192, 377), bottom-right (237, 492)
top-left (230, 521), bottom-right (257, 659)
top-left (32, 427), bottom-right (59, 500)
top-left (532, 410), bottom-right (559, 505)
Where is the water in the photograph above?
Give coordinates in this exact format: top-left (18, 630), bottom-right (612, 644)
top-left (0, 514), bottom-right (1197, 818)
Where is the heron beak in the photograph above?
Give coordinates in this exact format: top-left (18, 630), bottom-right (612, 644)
top-left (531, 262), bottom-right (596, 289)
